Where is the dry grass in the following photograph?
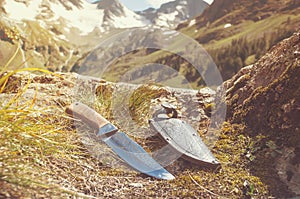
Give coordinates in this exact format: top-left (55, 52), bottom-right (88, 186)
top-left (0, 50), bottom-right (92, 197)
top-left (0, 48), bottom-right (270, 198)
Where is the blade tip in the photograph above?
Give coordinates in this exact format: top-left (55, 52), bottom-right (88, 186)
top-left (161, 172), bottom-right (175, 180)
top-left (159, 172), bottom-right (175, 180)
top-left (148, 170), bottom-right (175, 180)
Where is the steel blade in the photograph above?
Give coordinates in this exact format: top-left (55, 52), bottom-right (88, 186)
top-left (99, 130), bottom-right (175, 180)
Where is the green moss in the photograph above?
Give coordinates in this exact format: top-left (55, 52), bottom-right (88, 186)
top-left (95, 82), bottom-right (114, 119)
top-left (245, 55), bottom-right (256, 66)
top-left (129, 84), bottom-right (168, 125)
top-left (211, 122), bottom-right (269, 197)
top-left (226, 50), bottom-right (299, 196)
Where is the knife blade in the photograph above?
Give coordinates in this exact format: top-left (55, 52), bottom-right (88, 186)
top-left (66, 102), bottom-right (175, 180)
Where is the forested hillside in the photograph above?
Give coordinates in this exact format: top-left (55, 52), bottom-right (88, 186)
top-left (178, 0), bottom-right (300, 80)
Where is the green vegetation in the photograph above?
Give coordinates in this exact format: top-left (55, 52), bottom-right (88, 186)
top-left (0, 50), bottom-right (92, 197)
top-left (94, 12), bottom-right (299, 87)
top-left (0, 58), bottom-right (271, 197)
top-left (129, 83), bottom-right (168, 125)
top-left (2, 4), bottom-right (297, 196)
top-left (95, 82), bottom-right (114, 119)
top-left (204, 15), bottom-right (297, 79)
top-left (0, 20), bottom-right (83, 72)
top-left (1, 72), bottom-right (73, 197)
top-left (179, 13), bottom-right (298, 79)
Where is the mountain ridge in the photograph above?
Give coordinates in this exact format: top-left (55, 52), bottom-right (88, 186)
top-left (137, 0), bottom-right (208, 28)
top-left (90, 0), bottom-right (300, 86)
top-left (0, 0), bottom-right (209, 73)
top-left (177, 0), bottom-right (300, 29)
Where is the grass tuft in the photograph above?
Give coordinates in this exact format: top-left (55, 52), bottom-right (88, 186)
top-left (0, 51), bottom-right (87, 197)
top-left (129, 83), bottom-right (168, 125)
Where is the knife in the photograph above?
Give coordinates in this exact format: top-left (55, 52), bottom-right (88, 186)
top-left (66, 102), bottom-right (175, 180)
top-left (149, 103), bottom-right (220, 167)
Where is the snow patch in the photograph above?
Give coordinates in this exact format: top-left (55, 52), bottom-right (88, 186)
top-left (156, 11), bottom-right (179, 27)
top-left (180, 1), bottom-right (188, 5)
top-left (3, 0), bottom-right (104, 35)
top-left (63, 27), bottom-right (70, 33)
top-left (3, 0), bottom-right (151, 35)
top-left (3, 0), bottom-right (40, 21)
top-left (57, 34), bottom-right (67, 40)
top-left (176, 5), bottom-right (183, 10)
top-left (163, 30), bottom-right (177, 35)
top-left (50, 1), bottom-right (104, 35)
top-left (108, 5), bottom-right (150, 28)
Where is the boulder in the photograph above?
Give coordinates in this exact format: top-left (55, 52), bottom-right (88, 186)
top-left (224, 30), bottom-right (300, 197)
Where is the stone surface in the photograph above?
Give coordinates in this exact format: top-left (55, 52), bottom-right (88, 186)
top-left (224, 30), bottom-right (300, 196)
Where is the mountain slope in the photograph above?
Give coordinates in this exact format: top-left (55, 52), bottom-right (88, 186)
top-left (1, 0), bottom-right (150, 35)
top-left (0, 0), bottom-right (150, 71)
top-left (178, 0), bottom-right (300, 29)
top-left (177, 0), bottom-right (300, 80)
top-left (137, 0), bottom-right (208, 28)
top-left (99, 0), bottom-right (150, 30)
top-left (0, 0), bottom-right (209, 72)
top-left (0, 18), bottom-right (80, 71)
top-left (84, 0), bottom-right (299, 87)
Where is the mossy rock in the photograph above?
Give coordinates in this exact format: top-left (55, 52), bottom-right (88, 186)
top-left (225, 31), bottom-right (300, 197)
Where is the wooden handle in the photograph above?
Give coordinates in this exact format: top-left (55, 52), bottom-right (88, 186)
top-left (66, 102), bottom-right (110, 130)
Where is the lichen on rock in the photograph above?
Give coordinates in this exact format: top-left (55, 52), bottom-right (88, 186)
top-left (225, 30), bottom-right (300, 197)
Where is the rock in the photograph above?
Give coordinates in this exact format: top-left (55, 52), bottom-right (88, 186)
top-left (225, 30), bottom-right (300, 197)
top-left (0, 70), bottom-right (215, 136)
top-left (226, 30), bottom-right (300, 139)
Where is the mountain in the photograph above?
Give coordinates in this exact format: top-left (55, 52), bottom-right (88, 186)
top-left (0, 0), bottom-right (208, 72)
top-left (116, 0), bottom-right (299, 85)
top-left (1, 0), bottom-right (208, 37)
top-left (137, 0), bottom-right (208, 28)
top-left (178, 0), bottom-right (300, 29)
top-left (98, 0), bottom-right (150, 30)
top-left (1, 0), bottom-right (150, 35)
top-left (0, 0), bottom-right (150, 72)
top-left (176, 0), bottom-right (300, 80)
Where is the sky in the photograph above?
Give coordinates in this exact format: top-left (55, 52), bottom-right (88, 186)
top-left (86, 0), bottom-right (214, 11)
top-left (120, 0), bottom-right (172, 11)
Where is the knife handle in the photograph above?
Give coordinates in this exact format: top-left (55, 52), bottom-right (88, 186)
top-left (66, 102), bottom-right (111, 131)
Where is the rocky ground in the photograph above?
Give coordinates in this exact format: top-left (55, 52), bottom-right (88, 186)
top-left (0, 30), bottom-right (299, 198)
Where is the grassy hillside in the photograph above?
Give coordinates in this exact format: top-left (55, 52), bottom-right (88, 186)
top-left (180, 6), bottom-right (300, 79)
top-left (0, 18), bottom-right (86, 72)
top-left (92, 0), bottom-right (300, 86)
top-left (0, 69), bottom-right (270, 198)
